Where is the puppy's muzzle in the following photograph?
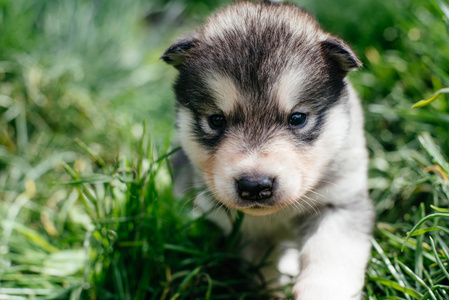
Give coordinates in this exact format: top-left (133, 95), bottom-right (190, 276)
top-left (236, 175), bottom-right (274, 201)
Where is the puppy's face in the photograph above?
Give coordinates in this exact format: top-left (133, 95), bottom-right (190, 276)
top-left (163, 2), bottom-right (361, 216)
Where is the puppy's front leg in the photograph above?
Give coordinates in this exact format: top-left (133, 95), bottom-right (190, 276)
top-left (293, 204), bottom-right (373, 300)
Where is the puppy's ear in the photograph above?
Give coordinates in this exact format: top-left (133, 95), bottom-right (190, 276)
top-left (321, 37), bottom-right (362, 73)
top-left (161, 35), bottom-right (198, 68)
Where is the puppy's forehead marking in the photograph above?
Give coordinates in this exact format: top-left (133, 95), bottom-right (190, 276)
top-left (205, 68), bottom-right (313, 118)
top-left (275, 68), bottom-right (308, 112)
top-left (206, 73), bottom-right (241, 114)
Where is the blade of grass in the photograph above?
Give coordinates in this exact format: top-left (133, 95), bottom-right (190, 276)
top-left (410, 226), bottom-right (449, 236)
top-left (415, 203), bottom-right (425, 291)
top-left (368, 277), bottom-right (422, 299)
top-left (372, 238), bottom-right (413, 299)
top-left (418, 132), bottom-right (449, 175)
top-left (403, 213), bottom-right (449, 250)
top-left (430, 205), bottom-right (449, 213)
top-left (5, 221), bottom-right (60, 253)
top-left (55, 174), bottom-right (116, 185)
top-left (202, 273), bottom-right (213, 300)
top-left (429, 237), bottom-right (449, 281)
top-left (112, 259), bottom-right (128, 300)
top-left (177, 266), bottom-right (201, 294)
top-left (378, 228), bottom-right (436, 261)
top-left (437, 237), bottom-right (449, 262)
top-left (396, 260), bottom-right (437, 300)
top-left (75, 138), bottom-right (107, 170)
top-left (412, 88), bottom-right (449, 108)
top-left (163, 244), bottom-right (204, 256)
top-left (431, 0), bottom-right (449, 22)
top-left (226, 211), bottom-right (245, 252)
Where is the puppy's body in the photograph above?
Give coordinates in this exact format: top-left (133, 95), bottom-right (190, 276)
top-left (163, 2), bottom-right (374, 299)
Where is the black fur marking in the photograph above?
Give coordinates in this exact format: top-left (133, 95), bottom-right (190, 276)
top-left (161, 36), bottom-right (198, 68)
top-left (294, 113), bottom-right (326, 144)
top-left (320, 37), bottom-right (362, 73)
top-left (174, 67), bottom-right (216, 111)
top-left (192, 112), bottom-right (227, 151)
top-left (168, 2), bottom-right (357, 151)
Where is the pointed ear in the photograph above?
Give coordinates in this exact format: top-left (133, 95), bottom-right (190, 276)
top-left (321, 37), bottom-right (362, 73)
top-left (161, 35), bottom-right (198, 68)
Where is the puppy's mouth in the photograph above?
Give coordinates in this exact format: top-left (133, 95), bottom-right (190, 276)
top-left (230, 196), bottom-right (286, 217)
top-left (238, 203), bottom-right (284, 216)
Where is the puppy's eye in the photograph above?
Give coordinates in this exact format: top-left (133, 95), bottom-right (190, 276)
top-left (208, 114), bottom-right (226, 130)
top-left (288, 113), bottom-right (307, 128)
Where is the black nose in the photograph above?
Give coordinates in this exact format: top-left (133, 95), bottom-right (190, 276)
top-left (237, 176), bottom-right (274, 200)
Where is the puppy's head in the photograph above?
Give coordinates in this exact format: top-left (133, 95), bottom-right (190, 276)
top-left (162, 2), bottom-right (361, 216)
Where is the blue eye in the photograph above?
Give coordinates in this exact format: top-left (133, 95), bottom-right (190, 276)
top-left (289, 113), bottom-right (307, 128)
top-left (208, 114), bottom-right (226, 130)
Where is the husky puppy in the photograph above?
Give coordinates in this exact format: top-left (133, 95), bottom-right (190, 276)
top-left (162, 1), bottom-right (374, 299)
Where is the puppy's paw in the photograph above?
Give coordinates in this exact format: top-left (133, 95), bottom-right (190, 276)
top-left (292, 281), bottom-right (363, 300)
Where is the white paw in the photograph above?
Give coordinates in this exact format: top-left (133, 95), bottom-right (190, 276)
top-left (292, 281), bottom-right (363, 300)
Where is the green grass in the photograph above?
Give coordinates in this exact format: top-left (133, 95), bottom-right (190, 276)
top-left (1, 0), bottom-right (449, 299)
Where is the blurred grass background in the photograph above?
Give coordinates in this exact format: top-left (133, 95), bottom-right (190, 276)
top-left (0, 0), bottom-right (448, 299)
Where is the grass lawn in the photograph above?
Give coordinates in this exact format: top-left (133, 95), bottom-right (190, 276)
top-left (1, 0), bottom-right (449, 299)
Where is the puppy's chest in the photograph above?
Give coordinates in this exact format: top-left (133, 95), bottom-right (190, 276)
top-left (241, 213), bottom-right (297, 239)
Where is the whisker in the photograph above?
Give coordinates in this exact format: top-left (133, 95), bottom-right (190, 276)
top-left (317, 178), bottom-right (340, 187)
top-left (300, 195), bottom-right (320, 215)
top-left (304, 189), bottom-right (327, 205)
top-left (290, 199), bottom-right (305, 215)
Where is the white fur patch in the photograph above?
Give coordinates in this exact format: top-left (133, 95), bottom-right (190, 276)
top-left (292, 209), bottom-right (372, 300)
top-left (278, 246), bottom-right (301, 284)
top-left (177, 106), bottom-right (211, 175)
top-left (206, 73), bottom-right (241, 114)
top-left (275, 68), bottom-right (308, 112)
